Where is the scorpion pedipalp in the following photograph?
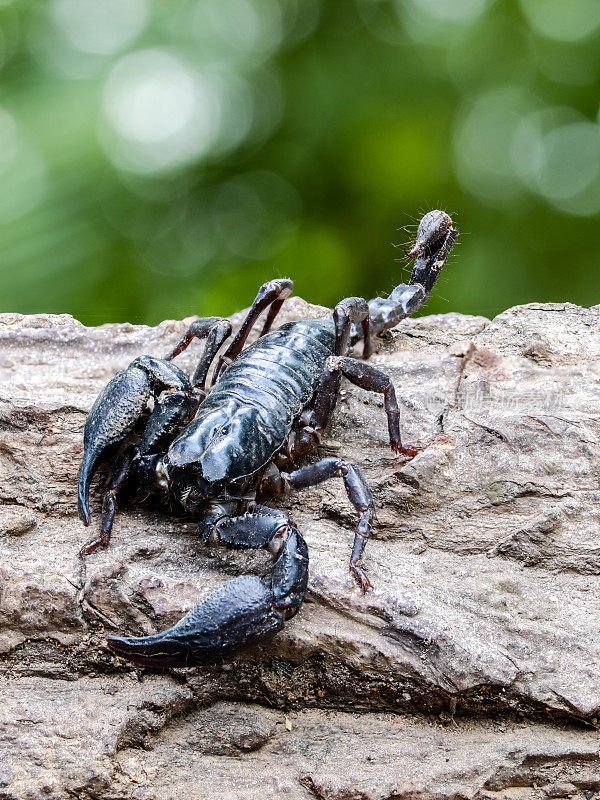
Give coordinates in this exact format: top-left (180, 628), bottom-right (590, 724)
top-left (107, 575), bottom-right (285, 667)
top-left (77, 356), bottom-right (190, 527)
top-left (107, 521), bottom-right (307, 667)
top-left (78, 364), bottom-right (151, 526)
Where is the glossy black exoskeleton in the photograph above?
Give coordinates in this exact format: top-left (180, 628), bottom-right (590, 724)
top-left (77, 210), bottom-right (458, 668)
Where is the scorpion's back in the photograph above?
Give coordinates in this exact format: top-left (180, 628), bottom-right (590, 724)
top-left (210, 317), bottom-right (336, 429)
top-left (167, 318), bottom-right (336, 481)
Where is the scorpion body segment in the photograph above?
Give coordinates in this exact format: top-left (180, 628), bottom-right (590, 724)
top-left (168, 319), bottom-right (335, 482)
top-left (77, 210), bottom-right (459, 667)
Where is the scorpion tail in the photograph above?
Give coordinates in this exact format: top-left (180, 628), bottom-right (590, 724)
top-left (107, 528), bottom-right (309, 668)
top-left (356, 210), bottom-right (459, 342)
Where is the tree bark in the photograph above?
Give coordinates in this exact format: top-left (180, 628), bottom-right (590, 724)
top-left (1, 300), bottom-right (599, 800)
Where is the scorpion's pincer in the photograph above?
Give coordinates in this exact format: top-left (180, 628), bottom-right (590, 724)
top-left (78, 364), bottom-right (152, 525)
top-left (106, 574), bottom-right (286, 668)
top-left (77, 356), bottom-right (191, 527)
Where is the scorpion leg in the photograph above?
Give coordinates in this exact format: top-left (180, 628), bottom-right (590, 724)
top-left (304, 355), bottom-right (420, 457)
top-left (165, 316), bottom-right (232, 392)
top-left (211, 278), bottom-right (293, 384)
top-left (261, 458), bottom-right (374, 592)
top-left (333, 296), bottom-right (371, 358)
top-left (106, 515), bottom-right (308, 667)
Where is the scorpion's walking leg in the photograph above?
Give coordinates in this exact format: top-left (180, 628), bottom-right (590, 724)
top-left (165, 316), bottom-right (232, 392)
top-left (106, 513), bottom-right (308, 667)
top-left (261, 458), bottom-right (374, 591)
top-left (298, 356), bottom-right (420, 458)
top-left (212, 278), bottom-right (293, 384)
top-left (332, 296), bottom-right (371, 358)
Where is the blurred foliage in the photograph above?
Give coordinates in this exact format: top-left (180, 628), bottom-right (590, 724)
top-left (0, 0), bottom-right (599, 325)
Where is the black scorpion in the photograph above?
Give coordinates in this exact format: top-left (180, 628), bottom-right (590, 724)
top-left (77, 210), bottom-right (458, 668)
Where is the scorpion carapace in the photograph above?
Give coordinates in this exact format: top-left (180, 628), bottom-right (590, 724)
top-left (77, 210), bottom-right (459, 668)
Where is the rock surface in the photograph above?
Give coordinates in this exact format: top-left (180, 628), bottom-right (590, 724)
top-left (0, 300), bottom-right (599, 799)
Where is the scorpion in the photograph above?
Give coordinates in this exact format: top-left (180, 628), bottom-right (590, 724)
top-left (77, 209), bottom-right (458, 668)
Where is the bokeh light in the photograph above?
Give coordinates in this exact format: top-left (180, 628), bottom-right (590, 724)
top-left (193, 0), bottom-right (283, 63)
top-left (535, 120), bottom-right (600, 212)
top-left (513, 107), bottom-right (600, 216)
top-left (102, 49), bottom-right (223, 173)
top-left (0, 108), bottom-right (46, 223)
top-left (453, 87), bottom-right (537, 206)
top-left (0, 0), bottom-right (598, 325)
top-left (51, 0), bottom-right (148, 56)
top-left (519, 0), bottom-right (600, 42)
top-left (405, 0), bottom-right (489, 23)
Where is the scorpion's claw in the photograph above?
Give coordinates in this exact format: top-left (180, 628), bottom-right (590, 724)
top-left (106, 634), bottom-right (195, 668)
top-left (107, 575), bottom-right (285, 668)
top-left (78, 365), bottom-right (152, 525)
top-left (78, 357), bottom-right (191, 526)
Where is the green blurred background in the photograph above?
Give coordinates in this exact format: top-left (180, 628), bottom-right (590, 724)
top-left (0, 0), bottom-right (599, 325)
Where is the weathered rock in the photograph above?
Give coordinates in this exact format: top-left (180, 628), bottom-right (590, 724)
top-left (0, 300), bottom-right (599, 799)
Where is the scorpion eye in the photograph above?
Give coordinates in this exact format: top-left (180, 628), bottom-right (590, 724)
top-left (220, 426), bottom-right (228, 435)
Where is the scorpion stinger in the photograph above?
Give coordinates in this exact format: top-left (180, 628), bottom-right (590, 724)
top-left (77, 210), bottom-right (458, 668)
